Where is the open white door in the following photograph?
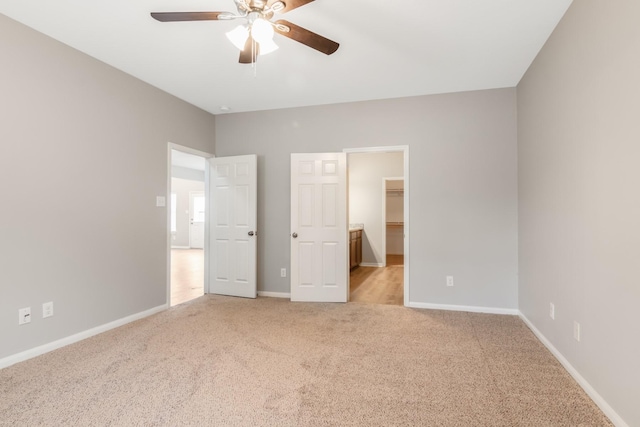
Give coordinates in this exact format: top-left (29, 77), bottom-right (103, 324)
top-left (189, 191), bottom-right (205, 249)
top-left (209, 155), bottom-right (257, 298)
top-left (290, 153), bottom-right (348, 302)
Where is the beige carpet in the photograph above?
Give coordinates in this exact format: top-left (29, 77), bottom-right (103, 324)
top-left (0, 296), bottom-right (612, 426)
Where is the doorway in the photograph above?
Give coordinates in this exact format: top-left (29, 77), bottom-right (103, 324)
top-left (168, 145), bottom-right (210, 307)
top-left (345, 148), bottom-right (408, 306)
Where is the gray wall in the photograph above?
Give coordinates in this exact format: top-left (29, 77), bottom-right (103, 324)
top-left (0, 15), bottom-right (216, 359)
top-left (215, 89), bottom-right (518, 308)
top-left (517, 0), bottom-right (640, 425)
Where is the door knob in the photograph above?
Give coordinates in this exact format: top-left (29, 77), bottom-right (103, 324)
top-left (248, 231), bottom-right (254, 236)
top-left (292, 232), bottom-right (298, 238)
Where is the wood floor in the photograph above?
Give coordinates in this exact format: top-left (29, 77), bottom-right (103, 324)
top-left (349, 254), bottom-right (404, 305)
top-left (171, 249), bottom-right (402, 306)
top-left (170, 249), bottom-right (204, 306)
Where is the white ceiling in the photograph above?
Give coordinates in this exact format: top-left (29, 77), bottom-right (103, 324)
top-left (172, 150), bottom-right (206, 171)
top-left (1, 0), bottom-right (572, 115)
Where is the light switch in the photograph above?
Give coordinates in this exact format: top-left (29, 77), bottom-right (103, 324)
top-left (156, 196), bottom-right (166, 207)
top-left (18, 307), bottom-right (31, 325)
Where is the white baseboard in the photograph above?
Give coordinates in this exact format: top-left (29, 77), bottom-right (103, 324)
top-left (518, 313), bottom-right (627, 427)
top-left (171, 246), bottom-right (190, 249)
top-left (0, 304), bottom-right (167, 370)
top-left (359, 262), bottom-right (385, 267)
top-left (258, 291), bottom-right (291, 299)
top-left (408, 301), bottom-right (519, 315)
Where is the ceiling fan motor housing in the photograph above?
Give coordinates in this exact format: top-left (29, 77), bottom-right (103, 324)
top-left (249, 0), bottom-right (268, 9)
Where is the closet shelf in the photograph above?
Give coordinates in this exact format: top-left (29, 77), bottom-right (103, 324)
top-left (386, 222), bottom-right (404, 228)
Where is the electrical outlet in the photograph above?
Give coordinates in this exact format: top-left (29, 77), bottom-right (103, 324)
top-left (549, 303), bottom-right (555, 320)
top-left (280, 268), bottom-right (287, 278)
top-left (43, 302), bottom-right (54, 318)
top-left (574, 321), bottom-right (581, 342)
top-left (18, 307), bottom-right (31, 325)
top-left (446, 276), bottom-right (454, 287)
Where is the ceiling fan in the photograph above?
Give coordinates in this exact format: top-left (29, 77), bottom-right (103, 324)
top-left (151, 0), bottom-right (339, 64)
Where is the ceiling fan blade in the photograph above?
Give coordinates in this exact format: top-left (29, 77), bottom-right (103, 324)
top-left (150, 12), bottom-right (226, 22)
top-left (274, 20), bottom-right (339, 55)
top-left (239, 36), bottom-right (259, 64)
top-left (268, 0), bottom-right (315, 14)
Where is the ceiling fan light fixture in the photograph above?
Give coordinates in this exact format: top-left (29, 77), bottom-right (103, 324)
top-left (225, 25), bottom-right (249, 51)
top-left (258, 38), bottom-right (279, 55)
top-left (251, 18), bottom-right (274, 44)
top-left (151, 1), bottom-right (340, 64)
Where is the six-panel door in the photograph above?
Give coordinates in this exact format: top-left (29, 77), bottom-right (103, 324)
top-left (290, 153), bottom-right (348, 302)
top-left (209, 155), bottom-right (257, 298)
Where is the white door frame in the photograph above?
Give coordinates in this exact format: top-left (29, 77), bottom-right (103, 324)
top-left (344, 146), bottom-right (410, 307)
top-left (167, 143), bottom-right (213, 306)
